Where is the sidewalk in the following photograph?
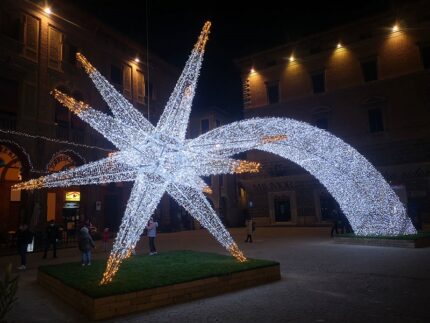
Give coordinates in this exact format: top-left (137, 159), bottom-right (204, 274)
top-left (2, 227), bottom-right (430, 323)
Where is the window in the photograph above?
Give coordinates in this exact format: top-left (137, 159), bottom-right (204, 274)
top-left (23, 83), bottom-right (37, 118)
top-left (123, 65), bottom-right (132, 99)
top-left (215, 120), bottom-right (221, 127)
top-left (219, 175), bottom-right (224, 187)
top-left (145, 81), bottom-right (154, 100)
top-left (361, 59), bottom-right (378, 82)
top-left (111, 65), bottom-right (122, 85)
top-left (47, 27), bottom-right (63, 70)
top-left (67, 44), bottom-right (77, 65)
top-left (311, 72), bottom-right (325, 93)
top-left (0, 77), bottom-right (20, 113)
top-left (266, 82), bottom-right (279, 104)
top-left (368, 108), bottom-right (384, 133)
top-left (319, 193), bottom-right (337, 221)
top-left (48, 26), bottom-right (62, 70)
top-left (136, 70), bottom-right (145, 104)
top-left (1, 11), bottom-right (21, 40)
top-left (420, 45), bottom-right (430, 69)
top-left (314, 117), bottom-right (328, 130)
top-left (54, 86), bottom-right (70, 140)
top-left (23, 15), bottom-right (39, 62)
top-left (201, 119), bottom-right (209, 134)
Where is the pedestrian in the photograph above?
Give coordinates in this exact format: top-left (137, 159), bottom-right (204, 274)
top-left (102, 228), bottom-right (109, 251)
top-left (78, 225), bottom-right (95, 266)
top-left (43, 220), bottom-right (60, 258)
top-left (16, 224), bottom-right (33, 270)
top-left (146, 217), bottom-right (158, 255)
top-left (244, 215), bottom-right (255, 243)
top-left (330, 208), bottom-right (340, 237)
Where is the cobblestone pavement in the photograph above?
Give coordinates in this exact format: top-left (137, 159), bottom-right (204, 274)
top-left (1, 227), bottom-right (430, 323)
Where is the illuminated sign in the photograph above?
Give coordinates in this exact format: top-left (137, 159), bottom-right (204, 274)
top-left (65, 191), bottom-right (80, 201)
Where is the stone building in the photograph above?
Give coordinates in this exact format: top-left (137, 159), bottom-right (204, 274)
top-left (236, 2), bottom-right (430, 228)
top-left (0, 0), bottom-right (178, 240)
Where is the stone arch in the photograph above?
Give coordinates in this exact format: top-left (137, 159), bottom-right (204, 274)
top-left (193, 117), bottom-right (416, 236)
top-left (46, 149), bottom-right (86, 173)
top-left (0, 140), bottom-right (32, 181)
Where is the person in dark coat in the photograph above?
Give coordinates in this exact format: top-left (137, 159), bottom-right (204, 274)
top-left (43, 220), bottom-right (60, 258)
top-left (330, 208), bottom-right (341, 237)
top-left (16, 224), bottom-right (33, 270)
top-left (78, 225), bottom-right (95, 266)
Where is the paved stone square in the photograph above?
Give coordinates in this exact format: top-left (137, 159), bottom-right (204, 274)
top-left (1, 227), bottom-right (430, 323)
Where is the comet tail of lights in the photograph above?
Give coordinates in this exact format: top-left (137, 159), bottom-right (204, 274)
top-left (13, 21), bottom-right (416, 285)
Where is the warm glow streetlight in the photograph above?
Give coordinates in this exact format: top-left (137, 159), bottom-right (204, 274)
top-left (289, 55), bottom-right (295, 62)
top-left (337, 42), bottom-right (342, 49)
top-left (250, 67), bottom-right (255, 73)
top-left (44, 7), bottom-right (52, 15)
top-left (134, 57), bottom-right (140, 63)
top-left (392, 24), bottom-right (399, 32)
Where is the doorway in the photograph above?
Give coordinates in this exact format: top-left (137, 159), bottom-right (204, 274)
top-left (274, 197), bottom-right (291, 222)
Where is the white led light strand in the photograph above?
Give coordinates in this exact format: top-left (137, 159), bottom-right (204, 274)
top-left (192, 118), bottom-right (416, 236)
top-left (13, 21), bottom-right (415, 285)
top-left (0, 128), bottom-right (112, 152)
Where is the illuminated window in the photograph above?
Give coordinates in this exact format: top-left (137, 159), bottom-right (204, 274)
top-left (48, 26), bottom-right (63, 70)
top-left (23, 15), bottom-right (39, 62)
top-left (136, 70), bottom-right (145, 104)
top-left (266, 82), bottom-right (279, 104)
top-left (123, 65), bottom-right (132, 99)
top-left (361, 59), bottom-right (378, 82)
top-left (311, 71), bottom-right (325, 93)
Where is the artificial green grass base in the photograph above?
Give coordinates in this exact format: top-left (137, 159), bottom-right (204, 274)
top-left (39, 250), bottom-right (278, 298)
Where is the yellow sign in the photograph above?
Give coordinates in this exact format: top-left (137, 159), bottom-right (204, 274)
top-left (65, 191), bottom-right (80, 202)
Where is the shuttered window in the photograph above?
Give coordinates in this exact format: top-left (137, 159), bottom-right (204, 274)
top-left (48, 26), bottom-right (62, 70)
top-left (123, 65), bottom-right (132, 99)
top-left (136, 70), bottom-right (145, 104)
top-left (23, 15), bottom-right (39, 62)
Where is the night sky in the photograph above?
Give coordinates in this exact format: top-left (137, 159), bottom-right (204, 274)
top-left (69, 0), bottom-right (395, 118)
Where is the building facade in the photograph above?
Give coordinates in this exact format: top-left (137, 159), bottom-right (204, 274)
top-left (0, 0), bottom-right (178, 240)
top-left (236, 2), bottom-right (430, 228)
top-left (155, 107), bottom-right (243, 232)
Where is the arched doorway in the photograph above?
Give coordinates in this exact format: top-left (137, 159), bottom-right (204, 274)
top-left (0, 142), bottom-right (31, 237)
top-left (45, 150), bottom-right (85, 239)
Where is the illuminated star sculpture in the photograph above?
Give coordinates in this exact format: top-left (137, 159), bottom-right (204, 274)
top-left (14, 21), bottom-right (416, 284)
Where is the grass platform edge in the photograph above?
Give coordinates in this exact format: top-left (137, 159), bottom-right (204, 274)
top-left (38, 262), bottom-right (281, 320)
